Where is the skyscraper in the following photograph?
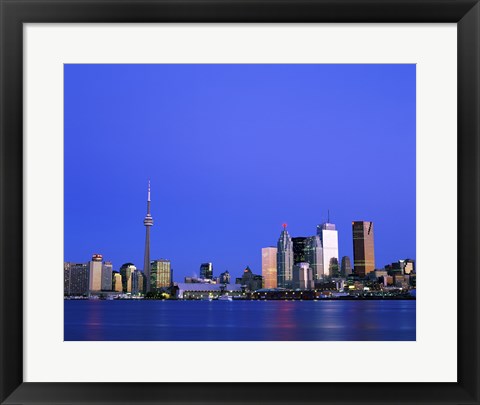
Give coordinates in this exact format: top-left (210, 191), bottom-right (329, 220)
top-left (341, 256), bottom-right (352, 277)
top-left (132, 269), bottom-right (145, 294)
top-left (64, 262), bottom-right (89, 296)
top-left (151, 259), bottom-right (171, 290)
top-left (120, 263), bottom-right (136, 293)
top-left (352, 221), bottom-right (375, 278)
top-left (262, 247), bottom-right (277, 289)
top-left (200, 263), bottom-right (213, 280)
top-left (101, 261), bottom-right (113, 291)
top-left (112, 271), bottom-right (123, 292)
top-left (317, 219), bottom-right (339, 278)
top-left (277, 224), bottom-right (294, 288)
top-left (143, 181), bottom-right (153, 293)
top-left (292, 237), bottom-right (308, 264)
top-left (305, 235), bottom-right (324, 281)
top-left (89, 253), bottom-right (103, 292)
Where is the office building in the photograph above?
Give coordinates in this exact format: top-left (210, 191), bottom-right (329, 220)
top-left (65, 262), bottom-right (89, 296)
top-left (292, 237), bottom-right (308, 264)
top-left (262, 247), bottom-right (277, 289)
top-left (219, 270), bottom-right (231, 284)
top-left (305, 235), bottom-right (324, 281)
top-left (404, 259), bottom-right (415, 274)
top-left (292, 262), bottom-right (314, 290)
top-left (385, 259), bottom-right (416, 276)
top-left (101, 261), bottom-right (113, 291)
top-left (200, 262), bottom-right (213, 280)
top-left (120, 263), bottom-right (136, 293)
top-left (352, 221), bottom-right (376, 278)
top-left (329, 257), bottom-right (340, 277)
top-left (317, 221), bottom-right (339, 278)
top-left (151, 259), bottom-right (171, 290)
top-left (132, 269), bottom-right (145, 294)
top-left (235, 266), bottom-right (263, 291)
top-left (394, 274), bottom-right (406, 287)
top-left (409, 273), bottom-right (416, 288)
top-left (64, 262), bottom-right (71, 295)
top-left (368, 269), bottom-right (388, 282)
top-left (112, 271), bottom-right (123, 292)
top-left (70, 263), bottom-right (89, 296)
top-left (143, 181), bottom-right (154, 293)
top-left (341, 256), bottom-right (352, 277)
top-left (277, 224), bottom-right (294, 288)
top-left (89, 254), bottom-right (103, 292)
top-left (385, 262), bottom-right (403, 276)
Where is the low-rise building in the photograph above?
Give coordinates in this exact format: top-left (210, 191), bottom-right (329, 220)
top-left (175, 283), bottom-right (243, 300)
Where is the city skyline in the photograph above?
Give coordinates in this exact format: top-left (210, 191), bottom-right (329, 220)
top-left (64, 64), bottom-right (416, 279)
top-left (65, 211), bottom-right (413, 284)
top-left (64, 181), bottom-right (415, 280)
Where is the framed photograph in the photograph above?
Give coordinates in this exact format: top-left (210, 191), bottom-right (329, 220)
top-left (1, 0), bottom-right (478, 404)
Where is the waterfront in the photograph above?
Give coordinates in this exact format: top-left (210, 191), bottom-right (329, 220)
top-left (64, 299), bottom-right (415, 341)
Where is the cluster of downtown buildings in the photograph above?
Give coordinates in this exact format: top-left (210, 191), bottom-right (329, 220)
top-left (64, 183), bottom-right (416, 300)
top-left (261, 220), bottom-right (416, 294)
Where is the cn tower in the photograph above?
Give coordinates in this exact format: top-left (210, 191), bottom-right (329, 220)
top-left (143, 180), bottom-right (153, 292)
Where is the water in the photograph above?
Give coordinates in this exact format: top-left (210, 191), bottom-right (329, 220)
top-left (64, 300), bottom-right (415, 341)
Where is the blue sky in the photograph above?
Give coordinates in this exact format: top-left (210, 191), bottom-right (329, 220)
top-left (64, 64), bottom-right (416, 280)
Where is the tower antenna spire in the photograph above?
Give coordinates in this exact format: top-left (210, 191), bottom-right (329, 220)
top-left (328, 209), bottom-right (330, 223)
top-left (143, 179), bottom-right (154, 293)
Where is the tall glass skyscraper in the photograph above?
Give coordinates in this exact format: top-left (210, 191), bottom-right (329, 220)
top-left (317, 222), bottom-right (339, 278)
top-left (292, 237), bottom-right (308, 264)
top-left (352, 221), bottom-right (375, 278)
top-left (277, 224), bottom-right (293, 288)
top-left (262, 247), bottom-right (277, 289)
top-left (151, 259), bottom-right (172, 290)
top-left (120, 263), bottom-right (136, 293)
top-left (305, 235), bottom-right (324, 281)
top-left (101, 261), bottom-right (113, 291)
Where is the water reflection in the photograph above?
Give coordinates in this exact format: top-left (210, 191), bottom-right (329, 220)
top-left (65, 300), bottom-right (416, 341)
top-left (83, 300), bottom-right (104, 340)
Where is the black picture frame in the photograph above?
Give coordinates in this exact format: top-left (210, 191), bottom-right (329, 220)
top-left (1, 1), bottom-right (478, 404)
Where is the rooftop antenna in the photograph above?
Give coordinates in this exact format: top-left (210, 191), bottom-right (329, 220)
top-left (328, 209), bottom-right (330, 223)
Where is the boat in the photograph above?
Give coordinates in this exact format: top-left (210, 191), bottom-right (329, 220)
top-left (217, 295), bottom-right (233, 301)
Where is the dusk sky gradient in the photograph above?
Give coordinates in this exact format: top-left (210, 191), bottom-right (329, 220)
top-left (64, 64), bottom-right (416, 281)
